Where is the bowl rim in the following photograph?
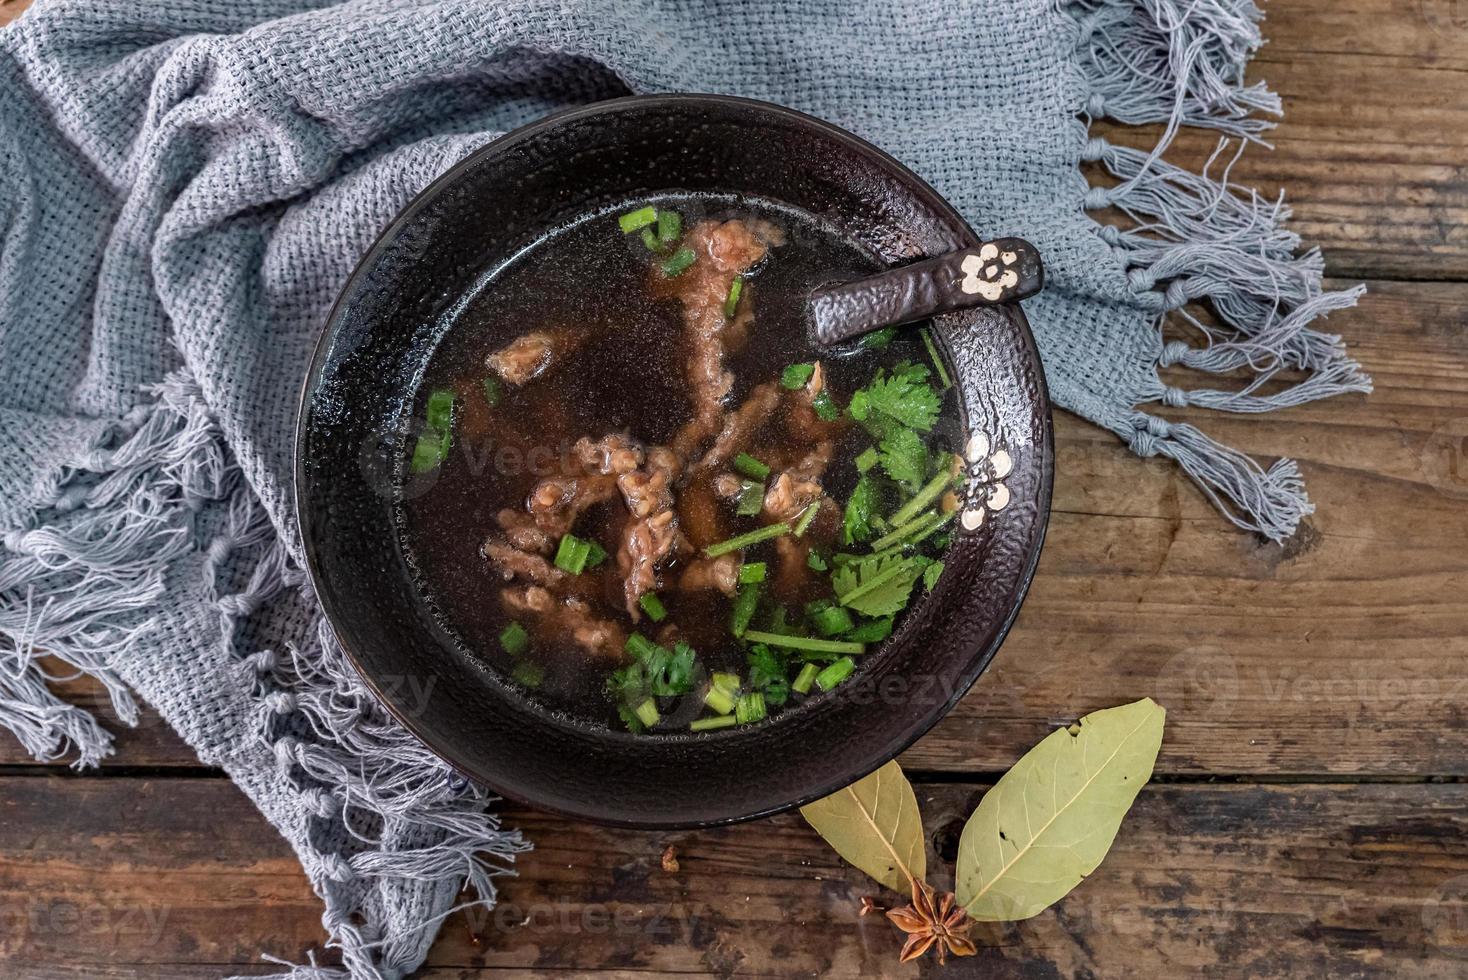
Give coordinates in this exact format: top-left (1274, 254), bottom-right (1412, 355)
top-left (295, 92), bottom-right (1053, 827)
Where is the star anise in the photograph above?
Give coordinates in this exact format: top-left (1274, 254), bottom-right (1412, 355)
top-left (884, 877), bottom-right (977, 964)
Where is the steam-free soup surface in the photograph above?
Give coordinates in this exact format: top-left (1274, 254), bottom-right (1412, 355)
top-left (398, 196), bottom-right (961, 734)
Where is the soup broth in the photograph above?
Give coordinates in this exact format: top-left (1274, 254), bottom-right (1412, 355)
top-left (398, 196), bottom-right (962, 734)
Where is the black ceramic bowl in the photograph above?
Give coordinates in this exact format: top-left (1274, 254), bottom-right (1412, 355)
top-left (296, 95), bottom-right (1052, 828)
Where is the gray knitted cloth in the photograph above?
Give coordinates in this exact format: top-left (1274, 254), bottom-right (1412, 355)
top-left (0, 0), bottom-right (1366, 975)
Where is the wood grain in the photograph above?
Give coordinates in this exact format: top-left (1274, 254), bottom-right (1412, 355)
top-left (3, 776), bottom-right (1466, 977)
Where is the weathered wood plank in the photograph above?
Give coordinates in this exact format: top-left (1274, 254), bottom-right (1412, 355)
top-left (2, 776), bottom-right (1465, 976)
top-left (2, 279), bottom-right (1460, 778)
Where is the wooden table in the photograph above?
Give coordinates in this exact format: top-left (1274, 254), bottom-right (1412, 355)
top-left (4, 0), bottom-right (1467, 975)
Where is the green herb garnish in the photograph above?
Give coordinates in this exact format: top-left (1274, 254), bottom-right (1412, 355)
top-left (811, 604), bottom-right (856, 637)
top-left (832, 555), bottom-right (927, 618)
top-left (792, 662), bottom-right (820, 695)
top-left (735, 691), bottom-right (768, 724)
top-left (641, 226), bottom-right (661, 252)
top-left (632, 698), bottom-right (661, 729)
top-left (482, 376), bottom-right (503, 407)
top-left (739, 630), bottom-right (865, 656)
top-left (691, 714), bottom-right (738, 732)
top-left (848, 361), bottom-right (940, 437)
top-left (736, 480), bottom-right (766, 516)
top-left (922, 560), bottom-right (944, 591)
top-left (554, 533), bottom-right (595, 574)
top-left (499, 622), bottom-right (529, 656)
top-left (723, 276), bottom-right (744, 318)
top-left (793, 500), bottom-right (821, 536)
top-left (731, 580), bottom-right (762, 637)
top-left (810, 388), bottom-right (839, 422)
top-left (510, 660), bottom-right (543, 688)
top-left (878, 427), bottom-right (929, 492)
top-left (584, 539), bottom-right (609, 569)
top-left (746, 644), bottom-right (791, 706)
top-left (843, 474), bottom-right (879, 545)
top-left (815, 657), bottom-right (856, 691)
top-left (807, 550), bottom-right (828, 572)
top-left (854, 446), bottom-right (880, 473)
top-left (859, 326), bottom-right (897, 349)
top-left (704, 685), bottom-right (737, 716)
top-left (639, 592), bottom-right (668, 622)
top-left (781, 363), bottom-right (815, 389)
top-left (733, 451), bottom-right (770, 480)
top-left (705, 521), bottom-right (792, 558)
top-left (887, 458), bottom-right (961, 527)
top-left (845, 616), bottom-right (894, 643)
top-left (739, 561), bottom-right (767, 584)
top-left (409, 388), bottom-right (455, 473)
top-left (618, 206), bottom-right (658, 233)
top-left (657, 209), bottom-right (682, 246)
top-left (659, 245), bottom-right (698, 278)
top-left (921, 327), bottom-right (954, 390)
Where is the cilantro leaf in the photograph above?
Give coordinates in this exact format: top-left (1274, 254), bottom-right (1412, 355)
top-left (848, 361), bottom-right (940, 438)
top-left (746, 643), bottom-right (791, 706)
top-left (842, 474), bottom-right (879, 545)
top-left (923, 560), bottom-right (944, 591)
top-left (831, 555), bottom-right (926, 618)
top-left (878, 427), bottom-right (928, 492)
top-left (781, 363), bottom-right (816, 389)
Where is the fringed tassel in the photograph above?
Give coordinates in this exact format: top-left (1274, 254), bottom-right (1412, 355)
top-left (0, 373), bottom-right (223, 766)
top-left (1071, 0), bottom-right (1280, 141)
top-left (1065, 0), bottom-right (1370, 541)
top-left (1127, 413), bottom-right (1313, 540)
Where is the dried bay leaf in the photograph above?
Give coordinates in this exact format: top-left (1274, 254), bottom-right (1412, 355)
top-left (800, 759), bottom-right (926, 892)
top-left (956, 698), bottom-right (1165, 920)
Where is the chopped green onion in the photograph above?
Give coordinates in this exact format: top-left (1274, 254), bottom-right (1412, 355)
top-left (723, 276), bottom-right (744, 318)
top-left (781, 363), bottom-right (815, 389)
top-left (704, 686), bottom-right (736, 716)
top-left (691, 714), bottom-right (738, 732)
top-left (865, 512), bottom-right (955, 563)
top-left (868, 510), bottom-right (942, 552)
top-left (499, 622), bottom-right (529, 656)
top-left (639, 592), bottom-right (668, 622)
top-left (845, 616), bottom-right (894, 643)
top-left (641, 226), bottom-right (661, 252)
top-left (738, 561), bottom-right (767, 584)
top-left (410, 389), bottom-right (456, 473)
top-left (482, 376), bottom-right (503, 407)
top-left (736, 480), bottom-right (766, 516)
top-left (810, 389), bottom-right (839, 421)
top-left (854, 447), bottom-right (880, 473)
top-left (793, 500), bottom-right (821, 537)
top-left (554, 533), bottom-right (594, 574)
top-left (887, 458), bottom-right (963, 528)
top-left (657, 209), bottom-right (682, 245)
top-left (584, 539), bottom-right (609, 569)
top-left (792, 663), bottom-right (820, 694)
top-left (815, 657), bottom-right (856, 691)
top-left (625, 632), bottom-right (659, 661)
top-left (739, 630), bottom-right (865, 655)
top-left (811, 605), bottom-right (856, 637)
top-left (618, 206), bottom-right (658, 233)
top-left (806, 550), bottom-right (828, 572)
top-left (711, 672), bottom-right (742, 694)
top-left (730, 580), bottom-right (762, 637)
top-left (704, 521), bottom-right (792, 558)
top-left (633, 698), bottom-right (661, 729)
top-left (734, 691), bottom-right (767, 724)
top-left (859, 326), bottom-right (897, 349)
top-left (733, 452), bottom-right (770, 480)
top-left (922, 327), bottom-right (955, 390)
top-left (511, 660), bottom-right (543, 688)
top-left (659, 246), bottom-right (697, 278)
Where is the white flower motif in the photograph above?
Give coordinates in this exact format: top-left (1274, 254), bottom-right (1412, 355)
top-left (958, 243), bottom-right (1021, 301)
top-left (959, 432), bottom-right (1013, 531)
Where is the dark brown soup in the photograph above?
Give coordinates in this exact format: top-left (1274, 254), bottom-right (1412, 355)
top-left (397, 195), bottom-right (961, 734)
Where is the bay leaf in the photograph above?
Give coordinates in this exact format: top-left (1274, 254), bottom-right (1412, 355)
top-left (800, 759), bottom-right (926, 892)
top-left (955, 698), bottom-right (1165, 920)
